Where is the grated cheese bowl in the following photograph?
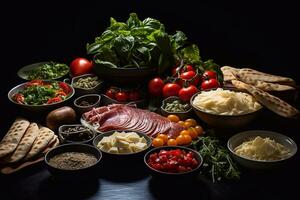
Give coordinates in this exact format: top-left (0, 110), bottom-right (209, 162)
top-left (227, 130), bottom-right (297, 170)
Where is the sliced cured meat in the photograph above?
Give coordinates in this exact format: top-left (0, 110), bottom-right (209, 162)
top-left (82, 104), bottom-right (184, 138)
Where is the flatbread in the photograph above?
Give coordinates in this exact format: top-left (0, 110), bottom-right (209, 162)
top-left (4, 123), bottom-right (39, 163)
top-left (239, 68), bottom-right (295, 85)
top-left (24, 127), bottom-right (55, 160)
top-left (232, 80), bottom-right (299, 118)
top-left (0, 118), bottom-right (30, 158)
top-left (221, 66), bottom-right (239, 82)
top-left (0, 137), bottom-right (60, 174)
top-left (236, 72), bottom-right (295, 92)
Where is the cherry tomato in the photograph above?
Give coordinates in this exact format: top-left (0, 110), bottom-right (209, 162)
top-left (152, 138), bottom-right (164, 147)
top-left (180, 130), bottom-right (190, 136)
top-left (148, 78), bottom-right (164, 96)
top-left (180, 71), bottom-right (196, 80)
top-left (183, 135), bottom-right (192, 145)
top-left (176, 135), bottom-right (185, 145)
top-left (201, 79), bottom-right (220, 90)
top-left (70, 58), bottom-right (93, 77)
top-left (128, 90), bottom-right (140, 101)
top-left (183, 121), bottom-right (193, 129)
top-left (194, 125), bottom-right (204, 136)
top-left (185, 119), bottom-right (197, 127)
top-left (178, 121), bottom-right (185, 126)
top-left (167, 114), bottom-right (180, 123)
top-left (59, 82), bottom-right (71, 94)
top-left (47, 96), bottom-right (62, 104)
top-left (105, 89), bottom-right (116, 99)
top-left (188, 127), bottom-right (198, 139)
top-left (162, 83), bottom-right (181, 98)
top-left (179, 71), bottom-right (200, 86)
top-left (115, 92), bottom-right (128, 102)
top-left (178, 85), bottom-right (198, 102)
top-left (203, 70), bottom-right (217, 80)
top-left (172, 65), bottom-right (194, 75)
top-left (25, 80), bottom-right (44, 87)
top-left (157, 134), bottom-right (168, 144)
top-left (14, 94), bottom-right (25, 104)
top-left (167, 139), bottom-right (178, 146)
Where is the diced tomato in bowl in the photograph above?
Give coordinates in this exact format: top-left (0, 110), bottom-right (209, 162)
top-left (144, 146), bottom-right (202, 180)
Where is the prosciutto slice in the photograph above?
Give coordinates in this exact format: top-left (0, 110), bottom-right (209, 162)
top-left (83, 104), bottom-right (184, 138)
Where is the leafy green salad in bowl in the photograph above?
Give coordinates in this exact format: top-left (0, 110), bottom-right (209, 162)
top-left (8, 80), bottom-right (74, 111)
top-left (18, 61), bottom-right (70, 81)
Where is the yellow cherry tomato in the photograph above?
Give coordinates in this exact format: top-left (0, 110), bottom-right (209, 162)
top-left (176, 135), bottom-right (185, 145)
top-left (183, 135), bottom-right (192, 145)
top-left (167, 139), bottom-right (178, 146)
top-left (180, 130), bottom-right (190, 136)
top-left (188, 127), bottom-right (198, 139)
top-left (157, 134), bottom-right (168, 144)
top-left (178, 121), bottom-right (185, 126)
top-left (167, 114), bottom-right (180, 123)
top-left (152, 138), bottom-right (164, 147)
top-left (185, 118), bottom-right (197, 127)
top-left (194, 125), bottom-right (204, 136)
top-left (183, 121), bottom-right (193, 129)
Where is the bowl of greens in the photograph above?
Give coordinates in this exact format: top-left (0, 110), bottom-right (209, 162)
top-left (17, 61), bottom-right (70, 81)
top-left (8, 80), bottom-right (75, 112)
top-left (87, 13), bottom-right (195, 84)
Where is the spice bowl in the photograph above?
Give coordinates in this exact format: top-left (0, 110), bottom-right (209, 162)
top-left (71, 74), bottom-right (104, 96)
top-left (160, 96), bottom-right (193, 120)
top-left (73, 94), bottom-right (101, 115)
top-left (58, 124), bottom-right (96, 144)
top-left (45, 143), bottom-right (102, 179)
top-left (227, 130), bottom-right (297, 170)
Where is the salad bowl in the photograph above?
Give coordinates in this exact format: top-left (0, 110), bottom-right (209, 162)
top-left (8, 80), bottom-right (75, 112)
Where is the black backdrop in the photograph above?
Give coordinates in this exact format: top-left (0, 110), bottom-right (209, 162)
top-left (1, 1), bottom-right (299, 126)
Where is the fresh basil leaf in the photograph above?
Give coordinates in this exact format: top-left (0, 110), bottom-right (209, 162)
top-left (171, 31), bottom-right (187, 50)
top-left (126, 13), bottom-right (142, 28)
top-left (142, 17), bottom-right (164, 30)
top-left (179, 44), bottom-right (201, 65)
top-left (94, 60), bottom-right (118, 68)
top-left (108, 17), bottom-right (128, 31)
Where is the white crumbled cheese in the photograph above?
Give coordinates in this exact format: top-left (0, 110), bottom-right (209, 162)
top-left (97, 131), bottom-right (148, 154)
top-left (234, 136), bottom-right (291, 161)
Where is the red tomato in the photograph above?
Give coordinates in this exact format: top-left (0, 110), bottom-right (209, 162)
top-left (105, 88), bottom-right (116, 99)
top-left (148, 78), bottom-right (164, 96)
top-left (162, 83), bottom-right (181, 98)
top-left (25, 80), bottom-right (44, 87)
top-left (14, 94), bottom-right (25, 104)
top-left (59, 82), bottom-right (71, 94)
top-left (115, 92), bottom-right (128, 102)
top-left (203, 70), bottom-right (217, 80)
top-left (70, 58), bottom-right (93, 77)
top-left (178, 85), bottom-right (198, 102)
top-left (128, 91), bottom-right (140, 101)
top-left (179, 71), bottom-right (200, 86)
top-left (180, 71), bottom-right (196, 80)
top-left (146, 149), bottom-right (199, 173)
top-left (47, 96), bottom-right (62, 104)
top-left (201, 79), bottom-right (220, 90)
top-left (172, 65), bottom-right (194, 75)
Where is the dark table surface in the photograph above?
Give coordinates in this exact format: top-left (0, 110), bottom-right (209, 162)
top-left (1, 101), bottom-right (300, 200)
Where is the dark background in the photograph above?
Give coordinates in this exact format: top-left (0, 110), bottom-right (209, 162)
top-left (2, 1), bottom-right (299, 126)
top-left (0, 1), bottom-right (300, 199)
